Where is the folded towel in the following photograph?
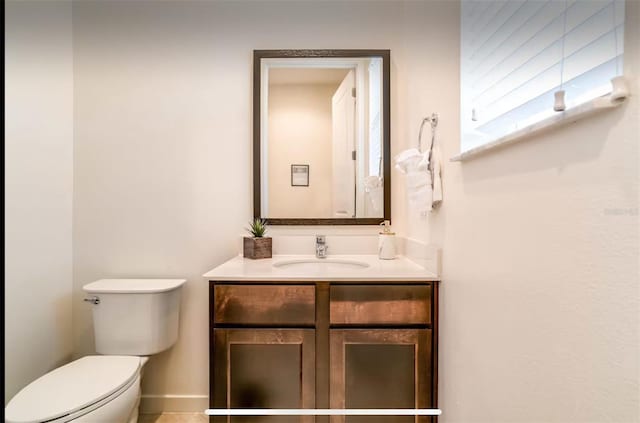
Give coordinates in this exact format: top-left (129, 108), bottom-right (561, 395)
top-left (408, 185), bottom-right (433, 212)
top-left (394, 148), bottom-right (424, 174)
top-left (394, 148), bottom-right (421, 163)
top-left (416, 152), bottom-right (430, 171)
top-left (364, 176), bottom-right (384, 213)
top-left (367, 186), bottom-right (384, 213)
top-left (395, 144), bottom-right (440, 214)
top-left (364, 175), bottom-right (382, 190)
top-left (406, 170), bottom-right (430, 189)
top-left (432, 145), bottom-right (443, 207)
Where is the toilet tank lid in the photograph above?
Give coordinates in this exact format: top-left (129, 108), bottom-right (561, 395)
top-left (5, 355), bottom-right (141, 423)
top-left (83, 278), bottom-right (186, 293)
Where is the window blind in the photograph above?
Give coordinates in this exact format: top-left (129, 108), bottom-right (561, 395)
top-left (461, 0), bottom-right (625, 152)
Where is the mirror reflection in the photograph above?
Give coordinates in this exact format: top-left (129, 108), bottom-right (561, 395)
top-left (257, 53), bottom-right (388, 222)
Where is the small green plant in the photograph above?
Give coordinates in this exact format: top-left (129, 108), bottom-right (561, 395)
top-left (246, 218), bottom-right (268, 238)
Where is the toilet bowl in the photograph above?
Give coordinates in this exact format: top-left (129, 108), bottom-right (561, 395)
top-left (5, 356), bottom-right (146, 423)
top-left (5, 279), bottom-right (186, 423)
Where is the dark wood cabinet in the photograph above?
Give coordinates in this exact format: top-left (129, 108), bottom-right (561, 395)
top-left (212, 329), bottom-right (315, 423)
top-left (330, 285), bottom-right (432, 325)
top-left (210, 281), bottom-right (439, 423)
top-left (329, 329), bottom-right (433, 423)
top-left (213, 284), bottom-right (316, 326)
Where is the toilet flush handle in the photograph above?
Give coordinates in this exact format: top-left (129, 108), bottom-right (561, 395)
top-left (84, 296), bottom-right (100, 305)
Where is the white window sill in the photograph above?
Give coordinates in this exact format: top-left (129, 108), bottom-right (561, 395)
top-left (451, 94), bottom-right (627, 162)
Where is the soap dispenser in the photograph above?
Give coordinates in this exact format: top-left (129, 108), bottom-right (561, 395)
top-left (378, 220), bottom-right (396, 260)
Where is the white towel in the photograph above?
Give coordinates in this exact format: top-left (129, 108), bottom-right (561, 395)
top-left (406, 170), bottom-right (429, 189)
top-left (394, 148), bottom-right (421, 163)
top-left (395, 146), bottom-right (441, 214)
top-left (416, 152), bottom-right (430, 171)
top-left (364, 176), bottom-right (384, 213)
top-left (406, 170), bottom-right (433, 213)
top-left (364, 175), bottom-right (382, 190)
top-left (432, 145), bottom-right (443, 207)
top-left (394, 148), bottom-right (428, 173)
top-left (408, 184), bottom-right (433, 213)
top-left (367, 186), bottom-right (384, 213)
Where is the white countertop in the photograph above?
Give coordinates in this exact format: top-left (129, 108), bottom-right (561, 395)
top-left (203, 254), bottom-right (439, 282)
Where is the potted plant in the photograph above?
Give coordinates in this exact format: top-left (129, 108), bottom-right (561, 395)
top-left (243, 218), bottom-right (272, 259)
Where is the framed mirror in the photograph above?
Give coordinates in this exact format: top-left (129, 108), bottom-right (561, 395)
top-left (253, 49), bottom-right (390, 225)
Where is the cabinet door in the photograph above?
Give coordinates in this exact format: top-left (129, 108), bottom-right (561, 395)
top-left (212, 329), bottom-right (315, 423)
top-left (330, 329), bottom-right (432, 423)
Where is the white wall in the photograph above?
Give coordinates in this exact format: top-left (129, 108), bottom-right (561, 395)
top-left (268, 83), bottom-right (334, 218)
top-left (5, 0), bottom-right (74, 405)
top-left (69, 0), bottom-right (638, 420)
top-left (423, 2), bottom-right (640, 422)
top-left (71, 0), bottom-right (437, 412)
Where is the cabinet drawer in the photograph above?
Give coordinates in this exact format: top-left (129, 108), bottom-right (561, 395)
top-left (214, 284), bottom-right (315, 325)
top-left (330, 285), bottom-right (431, 325)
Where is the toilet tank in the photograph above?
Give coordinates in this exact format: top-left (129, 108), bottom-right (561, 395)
top-left (83, 279), bottom-right (186, 355)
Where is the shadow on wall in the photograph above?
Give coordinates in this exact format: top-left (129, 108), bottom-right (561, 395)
top-left (141, 347), bottom-right (174, 401)
top-left (459, 104), bottom-right (628, 185)
top-left (54, 292), bottom-right (74, 364)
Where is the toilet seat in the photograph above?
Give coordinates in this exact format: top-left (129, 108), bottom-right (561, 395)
top-left (5, 355), bottom-right (141, 423)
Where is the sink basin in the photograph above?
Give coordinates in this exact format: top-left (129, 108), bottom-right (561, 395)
top-left (273, 258), bottom-right (370, 271)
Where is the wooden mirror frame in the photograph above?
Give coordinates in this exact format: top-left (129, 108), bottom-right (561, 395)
top-left (253, 49), bottom-right (391, 225)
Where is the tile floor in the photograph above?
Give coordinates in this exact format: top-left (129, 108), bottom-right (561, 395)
top-left (139, 413), bottom-right (208, 423)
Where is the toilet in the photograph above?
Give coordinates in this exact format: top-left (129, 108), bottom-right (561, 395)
top-left (5, 278), bottom-right (186, 423)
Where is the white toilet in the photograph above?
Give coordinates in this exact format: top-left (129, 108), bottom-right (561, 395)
top-left (5, 278), bottom-right (186, 423)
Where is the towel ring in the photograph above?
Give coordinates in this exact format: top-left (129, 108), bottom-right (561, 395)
top-left (418, 113), bottom-right (438, 153)
top-left (417, 113), bottom-right (438, 188)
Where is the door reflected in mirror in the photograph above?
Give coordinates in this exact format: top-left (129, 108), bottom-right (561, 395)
top-left (254, 50), bottom-right (390, 225)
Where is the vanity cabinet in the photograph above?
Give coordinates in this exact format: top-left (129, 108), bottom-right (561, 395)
top-left (212, 328), bottom-right (316, 423)
top-left (210, 281), bottom-right (439, 423)
top-left (330, 329), bottom-right (432, 423)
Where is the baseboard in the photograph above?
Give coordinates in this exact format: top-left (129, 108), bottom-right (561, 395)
top-left (140, 395), bottom-right (209, 414)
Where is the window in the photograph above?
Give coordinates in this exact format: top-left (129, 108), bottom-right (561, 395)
top-left (461, 0), bottom-right (625, 153)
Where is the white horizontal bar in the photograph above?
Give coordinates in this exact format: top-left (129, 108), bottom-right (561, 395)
top-left (451, 93), bottom-right (625, 162)
top-left (205, 409), bottom-right (442, 416)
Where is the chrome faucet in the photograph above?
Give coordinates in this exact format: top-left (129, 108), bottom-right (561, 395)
top-left (315, 235), bottom-right (328, 258)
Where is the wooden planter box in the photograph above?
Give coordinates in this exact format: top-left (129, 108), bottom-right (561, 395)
top-left (243, 237), bottom-right (272, 259)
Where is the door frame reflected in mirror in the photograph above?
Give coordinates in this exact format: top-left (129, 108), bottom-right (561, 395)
top-left (253, 49), bottom-right (391, 225)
